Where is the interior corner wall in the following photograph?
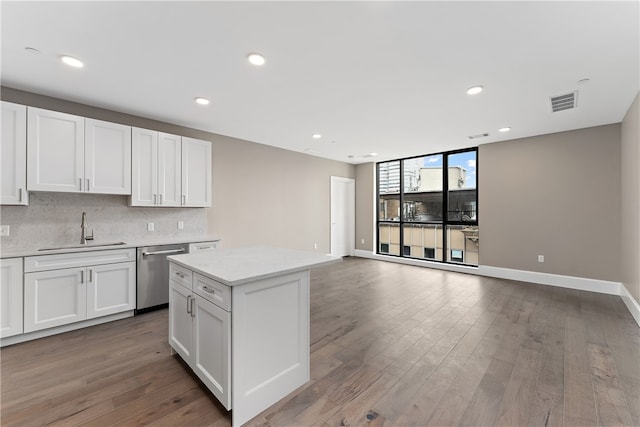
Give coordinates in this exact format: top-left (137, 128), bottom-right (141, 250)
top-left (355, 162), bottom-right (375, 251)
top-left (479, 124), bottom-right (622, 283)
top-left (207, 134), bottom-right (354, 253)
top-left (621, 92), bottom-right (640, 303)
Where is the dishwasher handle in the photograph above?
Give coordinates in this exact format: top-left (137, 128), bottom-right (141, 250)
top-left (142, 248), bottom-right (186, 256)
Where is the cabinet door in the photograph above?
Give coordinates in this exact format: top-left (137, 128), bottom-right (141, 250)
top-left (1, 102), bottom-right (28, 205)
top-left (169, 280), bottom-right (193, 361)
top-left (24, 267), bottom-right (87, 332)
top-left (86, 262), bottom-right (135, 319)
top-left (131, 127), bottom-right (158, 206)
top-left (85, 119), bottom-right (132, 195)
top-left (1, 258), bottom-right (24, 338)
top-left (181, 137), bottom-right (212, 207)
top-left (27, 107), bottom-right (85, 193)
top-left (193, 294), bottom-right (231, 410)
top-left (158, 132), bottom-right (181, 206)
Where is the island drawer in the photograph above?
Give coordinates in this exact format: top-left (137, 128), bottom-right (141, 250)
top-left (193, 273), bottom-right (230, 311)
top-left (169, 262), bottom-right (192, 289)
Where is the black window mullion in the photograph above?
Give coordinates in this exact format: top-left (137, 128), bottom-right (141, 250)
top-left (399, 160), bottom-right (405, 255)
top-left (442, 154), bottom-right (449, 262)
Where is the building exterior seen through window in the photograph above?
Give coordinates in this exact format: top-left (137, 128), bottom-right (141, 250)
top-left (377, 148), bottom-right (478, 266)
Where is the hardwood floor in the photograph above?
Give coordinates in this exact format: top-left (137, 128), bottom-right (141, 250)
top-left (2, 257), bottom-right (638, 426)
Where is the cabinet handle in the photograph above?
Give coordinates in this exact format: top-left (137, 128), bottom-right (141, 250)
top-left (80, 270), bottom-right (84, 284)
top-left (86, 179), bottom-right (90, 192)
top-left (159, 194), bottom-right (163, 205)
top-left (190, 297), bottom-right (195, 318)
top-left (18, 188), bottom-right (23, 202)
top-left (187, 295), bottom-right (191, 314)
top-left (89, 269), bottom-right (93, 282)
top-left (201, 285), bottom-right (215, 294)
top-left (153, 194), bottom-right (157, 205)
top-left (79, 178), bottom-right (83, 191)
top-left (197, 245), bottom-right (212, 250)
top-left (182, 195), bottom-right (186, 205)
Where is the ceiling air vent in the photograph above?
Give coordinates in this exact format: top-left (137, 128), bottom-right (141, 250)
top-left (550, 91), bottom-right (577, 112)
top-left (467, 133), bottom-right (489, 140)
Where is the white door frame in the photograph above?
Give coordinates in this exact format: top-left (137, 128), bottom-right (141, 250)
top-left (330, 176), bottom-right (355, 257)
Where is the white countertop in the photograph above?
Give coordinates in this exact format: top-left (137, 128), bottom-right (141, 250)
top-left (168, 246), bottom-right (341, 286)
top-left (0, 235), bottom-right (222, 258)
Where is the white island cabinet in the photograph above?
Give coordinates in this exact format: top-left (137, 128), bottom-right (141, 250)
top-left (168, 246), bottom-right (340, 427)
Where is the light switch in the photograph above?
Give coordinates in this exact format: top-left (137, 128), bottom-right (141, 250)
top-left (147, 222), bottom-right (155, 231)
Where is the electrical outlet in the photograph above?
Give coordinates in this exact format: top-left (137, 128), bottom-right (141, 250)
top-left (147, 222), bottom-right (155, 231)
top-left (538, 255), bottom-right (544, 263)
top-left (0, 225), bottom-right (9, 236)
top-left (178, 221), bottom-right (184, 230)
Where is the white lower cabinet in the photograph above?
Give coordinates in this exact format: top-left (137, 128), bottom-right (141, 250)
top-left (24, 267), bottom-right (86, 332)
top-left (86, 262), bottom-right (136, 319)
top-left (24, 249), bottom-right (136, 333)
top-left (1, 258), bottom-right (24, 338)
top-left (169, 266), bottom-right (231, 410)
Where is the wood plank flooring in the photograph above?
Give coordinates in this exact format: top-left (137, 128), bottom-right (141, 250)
top-left (2, 257), bottom-right (638, 426)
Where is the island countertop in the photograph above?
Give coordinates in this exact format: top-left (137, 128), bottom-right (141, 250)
top-left (167, 246), bottom-right (341, 286)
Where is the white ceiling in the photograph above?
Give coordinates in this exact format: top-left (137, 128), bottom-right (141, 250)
top-left (2, 1), bottom-right (638, 164)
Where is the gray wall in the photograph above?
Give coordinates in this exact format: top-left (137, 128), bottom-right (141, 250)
top-left (621, 93), bottom-right (640, 302)
top-left (355, 162), bottom-right (374, 251)
top-left (208, 133), bottom-right (354, 253)
top-left (354, 123), bottom-right (624, 284)
top-left (479, 124), bottom-right (621, 282)
top-left (0, 87), bottom-right (354, 252)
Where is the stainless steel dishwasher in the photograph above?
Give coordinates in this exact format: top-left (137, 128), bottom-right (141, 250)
top-left (136, 243), bottom-right (189, 313)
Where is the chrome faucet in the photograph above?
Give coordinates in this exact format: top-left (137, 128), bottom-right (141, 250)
top-left (80, 212), bottom-right (94, 244)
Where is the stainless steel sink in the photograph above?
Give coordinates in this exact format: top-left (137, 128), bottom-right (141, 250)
top-left (38, 241), bottom-right (128, 251)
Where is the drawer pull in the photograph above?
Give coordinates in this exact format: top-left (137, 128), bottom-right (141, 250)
top-left (187, 295), bottom-right (192, 314)
top-left (175, 271), bottom-right (185, 278)
top-left (201, 285), bottom-right (215, 294)
top-left (197, 246), bottom-right (212, 250)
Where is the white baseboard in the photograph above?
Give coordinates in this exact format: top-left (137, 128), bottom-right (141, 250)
top-left (620, 285), bottom-right (640, 327)
top-left (477, 265), bottom-right (621, 295)
top-left (353, 251), bottom-right (639, 327)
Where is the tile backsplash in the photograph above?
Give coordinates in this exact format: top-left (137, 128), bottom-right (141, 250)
top-left (0, 192), bottom-right (207, 249)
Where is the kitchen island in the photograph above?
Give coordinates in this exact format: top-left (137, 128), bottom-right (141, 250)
top-left (167, 246), bottom-right (340, 427)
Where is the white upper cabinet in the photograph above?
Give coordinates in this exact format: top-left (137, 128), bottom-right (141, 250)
top-left (27, 107), bottom-right (85, 193)
top-left (158, 132), bottom-right (182, 207)
top-left (85, 119), bottom-right (132, 194)
top-left (182, 137), bottom-right (212, 207)
top-left (1, 101), bottom-right (28, 205)
top-left (131, 127), bottom-right (158, 206)
top-left (131, 128), bottom-right (182, 206)
top-left (27, 107), bottom-right (132, 195)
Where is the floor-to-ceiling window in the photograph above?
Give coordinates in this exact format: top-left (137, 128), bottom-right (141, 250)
top-left (377, 148), bottom-right (478, 266)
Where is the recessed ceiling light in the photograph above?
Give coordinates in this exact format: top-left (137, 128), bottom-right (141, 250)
top-left (312, 133), bottom-right (322, 139)
top-left (61, 55), bottom-right (84, 68)
top-left (498, 127), bottom-right (511, 133)
top-left (195, 97), bottom-right (210, 105)
top-left (247, 53), bottom-right (266, 66)
top-left (466, 85), bottom-right (483, 95)
top-left (369, 153), bottom-right (378, 156)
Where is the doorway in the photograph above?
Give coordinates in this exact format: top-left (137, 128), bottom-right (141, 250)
top-left (330, 176), bottom-right (355, 257)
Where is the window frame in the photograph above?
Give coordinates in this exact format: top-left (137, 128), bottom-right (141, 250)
top-left (376, 147), bottom-right (478, 267)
